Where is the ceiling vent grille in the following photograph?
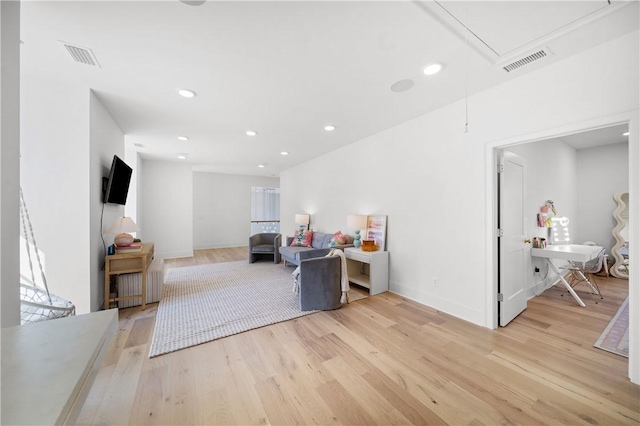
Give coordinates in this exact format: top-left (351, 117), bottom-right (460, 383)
top-left (59, 41), bottom-right (101, 67)
top-left (500, 47), bottom-right (552, 73)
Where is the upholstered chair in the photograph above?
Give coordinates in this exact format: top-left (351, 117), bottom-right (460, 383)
top-left (249, 233), bottom-right (282, 264)
top-left (298, 256), bottom-right (342, 311)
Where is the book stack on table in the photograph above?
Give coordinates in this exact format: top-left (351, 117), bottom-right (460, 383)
top-left (115, 242), bottom-right (142, 254)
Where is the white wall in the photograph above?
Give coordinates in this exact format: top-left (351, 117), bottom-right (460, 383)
top-left (20, 74), bottom-right (92, 314)
top-left (90, 92), bottom-right (125, 311)
top-left (140, 159), bottom-right (193, 259)
top-left (20, 80), bottom-right (123, 314)
top-left (577, 142), bottom-right (629, 252)
top-left (281, 31), bottom-right (639, 329)
top-left (124, 138), bottom-right (139, 224)
top-left (193, 172), bottom-right (279, 249)
top-left (1, 0), bottom-right (21, 327)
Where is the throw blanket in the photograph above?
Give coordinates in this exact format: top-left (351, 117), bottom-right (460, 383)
top-left (291, 249), bottom-right (351, 303)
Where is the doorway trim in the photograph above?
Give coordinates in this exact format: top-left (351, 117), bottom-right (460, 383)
top-left (484, 109), bottom-right (639, 384)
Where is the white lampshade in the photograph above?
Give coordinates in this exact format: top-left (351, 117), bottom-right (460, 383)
top-left (294, 214), bottom-right (310, 226)
top-left (347, 215), bottom-right (367, 230)
top-left (107, 217), bottom-right (139, 234)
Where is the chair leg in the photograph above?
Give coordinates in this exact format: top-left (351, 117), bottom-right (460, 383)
top-left (568, 269), bottom-right (602, 302)
top-left (588, 273), bottom-right (603, 299)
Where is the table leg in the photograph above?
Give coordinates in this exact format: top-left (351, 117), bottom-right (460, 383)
top-left (104, 260), bottom-right (111, 310)
top-left (546, 260), bottom-right (586, 307)
top-left (141, 259), bottom-right (147, 311)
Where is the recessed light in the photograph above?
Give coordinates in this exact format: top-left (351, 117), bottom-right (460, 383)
top-left (258, 164), bottom-right (265, 168)
top-left (423, 63), bottom-right (443, 76)
top-left (390, 79), bottom-right (415, 93)
top-left (280, 151), bottom-right (289, 156)
top-left (324, 125), bottom-right (336, 132)
top-left (177, 154), bottom-right (188, 159)
top-left (622, 132), bottom-right (630, 136)
top-left (246, 130), bottom-right (257, 136)
top-left (177, 89), bottom-right (196, 98)
top-left (177, 136), bottom-right (189, 141)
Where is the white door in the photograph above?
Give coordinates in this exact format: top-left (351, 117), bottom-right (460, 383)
top-left (499, 150), bottom-right (529, 326)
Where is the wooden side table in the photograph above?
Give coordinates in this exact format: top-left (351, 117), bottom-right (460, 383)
top-left (104, 242), bottom-right (154, 310)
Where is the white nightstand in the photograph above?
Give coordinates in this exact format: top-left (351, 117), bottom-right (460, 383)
top-left (343, 247), bottom-right (389, 295)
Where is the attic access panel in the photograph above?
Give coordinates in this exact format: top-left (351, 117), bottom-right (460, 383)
top-left (436, 1), bottom-right (610, 57)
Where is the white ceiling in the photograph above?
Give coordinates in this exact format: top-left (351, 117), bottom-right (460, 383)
top-left (19, 1), bottom-right (638, 176)
top-left (558, 123), bottom-right (629, 150)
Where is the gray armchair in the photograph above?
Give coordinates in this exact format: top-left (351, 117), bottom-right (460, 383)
top-left (249, 233), bottom-right (282, 264)
top-left (298, 256), bottom-right (342, 311)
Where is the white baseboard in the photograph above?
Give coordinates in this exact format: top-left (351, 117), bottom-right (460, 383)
top-left (389, 281), bottom-right (485, 326)
top-left (194, 242), bottom-right (247, 250)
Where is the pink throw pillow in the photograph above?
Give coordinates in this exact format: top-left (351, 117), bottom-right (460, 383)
top-left (291, 230), bottom-right (313, 247)
top-left (328, 231), bottom-right (347, 247)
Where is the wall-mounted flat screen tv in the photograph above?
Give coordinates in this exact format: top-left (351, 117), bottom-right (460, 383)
top-left (103, 155), bottom-right (132, 205)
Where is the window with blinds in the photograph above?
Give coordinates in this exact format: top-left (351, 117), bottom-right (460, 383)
top-left (250, 187), bottom-right (280, 235)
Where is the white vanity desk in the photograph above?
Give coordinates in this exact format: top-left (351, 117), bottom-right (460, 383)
top-left (531, 244), bottom-right (602, 307)
top-left (1, 310), bottom-right (118, 425)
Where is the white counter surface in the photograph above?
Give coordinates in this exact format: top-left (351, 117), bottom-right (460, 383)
top-left (1, 309), bottom-right (118, 425)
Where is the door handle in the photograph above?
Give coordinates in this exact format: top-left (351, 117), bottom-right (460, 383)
top-left (524, 239), bottom-right (531, 244)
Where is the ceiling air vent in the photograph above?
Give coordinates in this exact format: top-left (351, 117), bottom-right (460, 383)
top-left (499, 47), bottom-right (552, 73)
top-left (59, 41), bottom-right (101, 67)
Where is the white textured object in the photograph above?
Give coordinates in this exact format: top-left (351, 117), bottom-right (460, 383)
top-left (117, 258), bottom-right (164, 308)
top-left (149, 261), bottom-right (366, 357)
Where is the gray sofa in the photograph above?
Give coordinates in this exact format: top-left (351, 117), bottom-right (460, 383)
top-left (279, 232), bottom-right (354, 266)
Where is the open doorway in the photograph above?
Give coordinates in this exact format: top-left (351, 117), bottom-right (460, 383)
top-left (486, 114), bottom-right (640, 383)
top-left (496, 123), bottom-right (629, 317)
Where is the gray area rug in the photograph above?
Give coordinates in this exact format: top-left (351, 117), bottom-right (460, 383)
top-left (149, 261), bottom-right (367, 357)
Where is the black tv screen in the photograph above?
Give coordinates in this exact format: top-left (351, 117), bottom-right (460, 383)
top-left (103, 155), bottom-right (132, 205)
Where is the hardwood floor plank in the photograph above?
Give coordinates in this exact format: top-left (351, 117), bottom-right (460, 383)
top-left (128, 365), bottom-right (168, 425)
top-left (76, 248), bottom-right (638, 425)
top-left (316, 379), bottom-right (378, 425)
top-left (254, 376), bottom-right (307, 425)
top-left (361, 368), bottom-right (448, 425)
top-left (94, 345), bottom-right (146, 425)
top-left (489, 350), bottom-right (638, 424)
top-left (124, 316), bottom-right (155, 349)
top-left (322, 356), bottom-right (395, 420)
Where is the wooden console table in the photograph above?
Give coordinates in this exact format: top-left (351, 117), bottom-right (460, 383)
top-left (104, 242), bottom-right (154, 310)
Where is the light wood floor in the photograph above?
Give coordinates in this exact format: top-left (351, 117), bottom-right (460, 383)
top-left (77, 248), bottom-right (639, 425)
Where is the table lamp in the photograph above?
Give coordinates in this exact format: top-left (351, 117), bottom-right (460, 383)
top-left (347, 214), bottom-right (367, 249)
top-left (295, 214), bottom-right (310, 231)
top-left (107, 216), bottom-right (139, 247)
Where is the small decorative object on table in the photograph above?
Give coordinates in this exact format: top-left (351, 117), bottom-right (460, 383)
top-left (361, 239), bottom-right (377, 251)
top-left (347, 214), bottom-right (367, 249)
top-left (108, 216), bottom-right (140, 247)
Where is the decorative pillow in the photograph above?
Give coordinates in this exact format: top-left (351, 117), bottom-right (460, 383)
top-left (328, 231), bottom-right (347, 247)
top-left (291, 229), bottom-right (313, 247)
